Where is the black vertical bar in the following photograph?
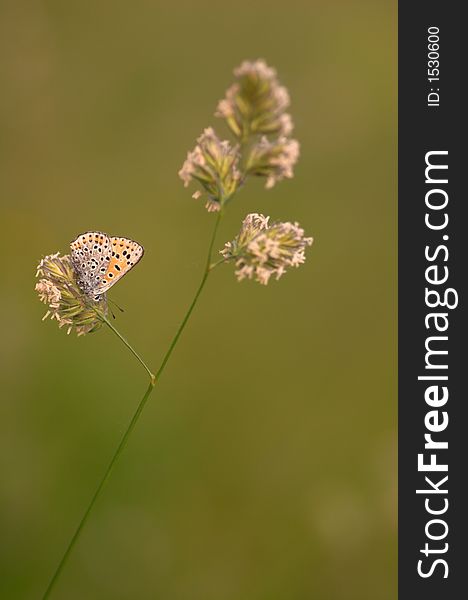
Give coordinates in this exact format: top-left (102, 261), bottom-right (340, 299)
top-left (399, 2), bottom-right (466, 598)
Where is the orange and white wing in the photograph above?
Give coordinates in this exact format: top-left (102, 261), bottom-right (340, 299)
top-left (95, 236), bottom-right (144, 294)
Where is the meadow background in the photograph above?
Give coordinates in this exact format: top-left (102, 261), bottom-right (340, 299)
top-left (0, 1), bottom-right (397, 598)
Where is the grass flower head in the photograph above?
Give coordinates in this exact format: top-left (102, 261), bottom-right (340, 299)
top-left (178, 127), bottom-right (241, 212)
top-left (221, 213), bottom-right (313, 285)
top-left (216, 59), bottom-right (294, 140)
top-left (245, 135), bottom-right (300, 188)
top-left (35, 252), bottom-right (107, 335)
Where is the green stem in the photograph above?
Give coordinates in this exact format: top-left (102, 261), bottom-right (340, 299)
top-left (101, 315), bottom-right (155, 382)
top-left (209, 255), bottom-right (232, 271)
top-left (42, 212), bottom-right (223, 600)
top-left (154, 211), bottom-right (223, 381)
top-left (41, 381), bottom-right (154, 600)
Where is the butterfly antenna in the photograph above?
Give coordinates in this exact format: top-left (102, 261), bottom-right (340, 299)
top-left (109, 298), bottom-right (125, 313)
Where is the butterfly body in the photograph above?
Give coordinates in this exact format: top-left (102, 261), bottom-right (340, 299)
top-left (70, 231), bottom-right (144, 300)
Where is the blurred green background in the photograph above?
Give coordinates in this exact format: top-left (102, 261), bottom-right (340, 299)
top-left (0, 1), bottom-right (397, 598)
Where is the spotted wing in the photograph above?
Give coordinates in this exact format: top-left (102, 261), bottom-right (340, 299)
top-left (93, 236), bottom-right (144, 295)
top-left (70, 231), bottom-right (112, 296)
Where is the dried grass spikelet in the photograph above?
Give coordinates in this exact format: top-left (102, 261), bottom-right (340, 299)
top-left (178, 127), bottom-right (241, 212)
top-left (35, 252), bottom-right (107, 335)
top-left (216, 59), bottom-right (294, 140)
top-left (245, 136), bottom-right (300, 189)
top-left (221, 213), bottom-right (313, 285)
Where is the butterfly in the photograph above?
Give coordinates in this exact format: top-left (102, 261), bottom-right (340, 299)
top-left (70, 231), bottom-right (144, 300)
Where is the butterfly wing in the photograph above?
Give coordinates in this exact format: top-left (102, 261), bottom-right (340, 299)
top-left (70, 232), bottom-right (112, 296)
top-left (93, 236), bottom-right (144, 295)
